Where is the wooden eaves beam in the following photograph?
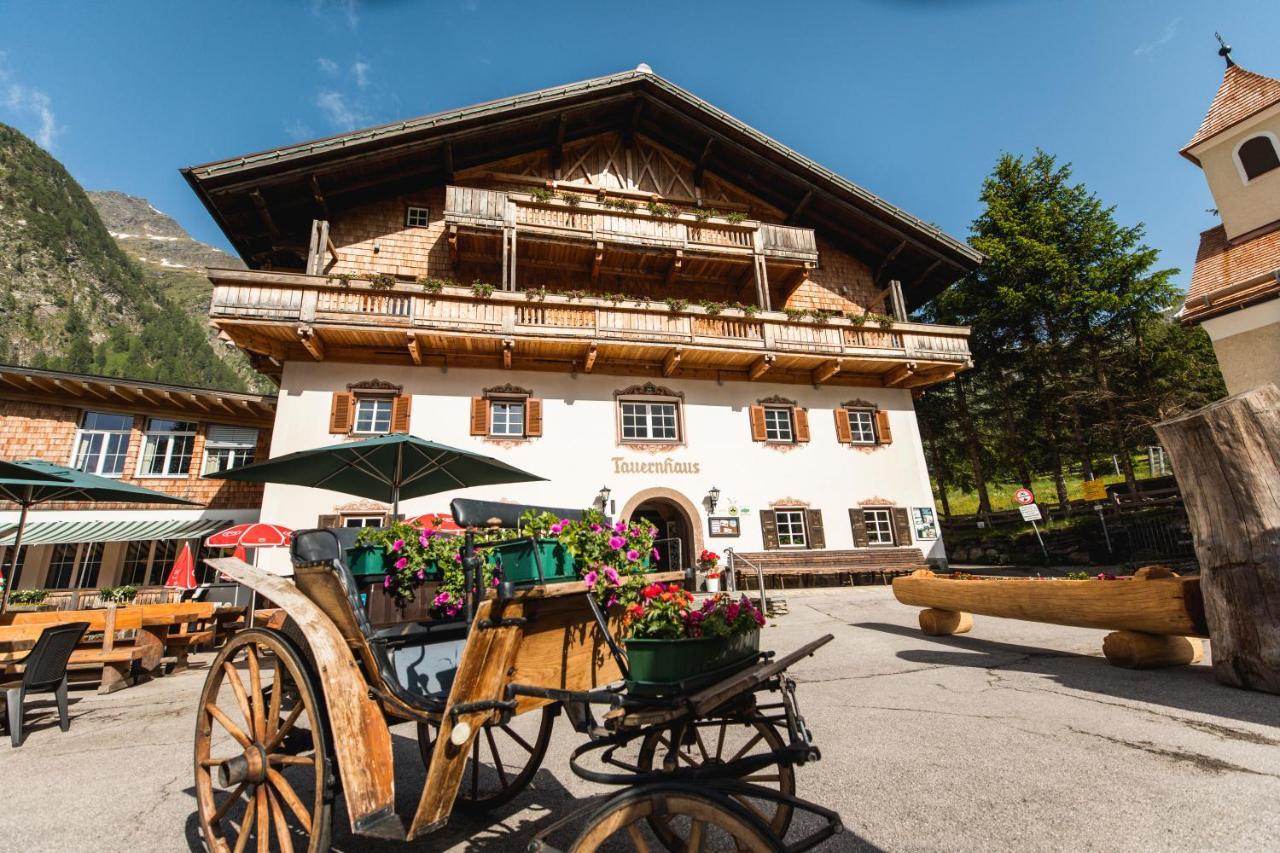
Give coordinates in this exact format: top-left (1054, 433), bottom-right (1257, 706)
top-left (622, 97), bottom-right (645, 149)
top-left (407, 333), bottom-right (423, 365)
top-left (812, 358), bottom-right (843, 385)
top-left (749, 354), bottom-right (775, 381)
top-left (502, 339), bottom-right (514, 369)
top-left (250, 189), bottom-right (281, 237)
top-left (662, 347), bottom-right (682, 378)
top-left (884, 361), bottom-right (917, 388)
top-left (549, 114), bottom-right (567, 177)
top-left (309, 174), bottom-right (329, 219)
top-left (693, 137), bottom-right (715, 190)
top-left (875, 241), bottom-right (908, 284)
top-left (787, 188), bottom-right (814, 225)
top-left (297, 325), bottom-right (325, 361)
top-left (583, 342), bottom-right (598, 373)
top-left (442, 142), bottom-right (455, 183)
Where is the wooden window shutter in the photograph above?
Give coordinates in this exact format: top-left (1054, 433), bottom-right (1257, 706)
top-left (793, 408), bottom-right (810, 442)
top-left (316, 514), bottom-right (340, 529)
top-left (391, 394), bottom-right (412, 433)
top-left (849, 508), bottom-right (869, 547)
top-left (470, 397), bottom-right (490, 435)
top-left (834, 409), bottom-right (852, 444)
top-left (526, 398), bottom-right (543, 437)
top-left (891, 508), bottom-right (912, 546)
top-left (749, 405), bottom-right (767, 441)
top-left (804, 509), bottom-right (825, 548)
top-left (759, 510), bottom-right (779, 550)
top-left (876, 410), bottom-right (893, 445)
top-left (329, 393), bottom-right (353, 434)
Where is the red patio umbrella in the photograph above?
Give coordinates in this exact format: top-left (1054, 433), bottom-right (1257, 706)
top-left (206, 522), bottom-right (293, 548)
top-left (165, 542), bottom-right (198, 590)
top-left (232, 545), bottom-right (248, 563)
top-left (407, 513), bottom-right (463, 534)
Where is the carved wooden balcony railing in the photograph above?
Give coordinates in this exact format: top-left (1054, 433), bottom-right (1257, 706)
top-left (209, 269), bottom-right (971, 388)
top-left (443, 186), bottom-right (818, 307)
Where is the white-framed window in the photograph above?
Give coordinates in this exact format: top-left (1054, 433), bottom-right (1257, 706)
top-left (343, 515), bottom-right (384, 528)
top-left (353, 396), bottom-right (394, 434)
top-left (406, 206), bottom-right (430, 228)
top-left (1236, 133), bottom-right (1280, 182)
top-left (763, 406), bottom-right (794, 442)
top-left (203, 425), bottom-right (259, 474)
top-left (620, 400), bottom-right (680, 442)
top-left (46, 543), bottom-right (79, 589)
top-left (137, 418), bottom-right (196, 477)
top-left (775, 509), bottom-right (807, 548)
top-left (73, 411), bottom-right (133, 477)
top-left (490, 400), bottom-right (526, 436)
top-left (121, 540), bottom-right (154, 586)
top-left (847, 408), bottom-right (877, 444)
top-left (864, 509), bottom-right (895, 546)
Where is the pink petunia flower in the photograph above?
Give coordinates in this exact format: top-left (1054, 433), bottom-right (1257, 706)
top-left (608, 536), bottom-right (626, 550)
top-left (392, 538), bottom-right (405, 551)
top-left (416, 570), bottom-right (425, 580)
top-left (590, 523), bottom-right (602, 532)
top-left (549, 522), bottom-right (564, 535)
top-left (651, 548), bottom-right (661, 560)
top-left (583, 570), bottom-right (599, 587)
top-left (395, 557), bottom-right (408, 570)
top-left (383, 576), bottom-right (391, 588)
top-left (626, 549), bottom-right (640, 562)
top-left (604, 567), bottom-right (620, 584)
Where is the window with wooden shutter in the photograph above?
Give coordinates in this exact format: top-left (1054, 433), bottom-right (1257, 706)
top-left (316, 514), bottom-right (341, 529)
top-left (891, 507), bottom-right (912, 545)
top-left (794, 408), bottom-right (810, 443)
top-left (749, 405), bottom-right (767, 441)
top-left (759, 510), bottom-right (779, 550)
top-left (876, 410), bottom-right (893, 445)
top-left (470, 397), bottom-right (489, 435)
top-left (804, 509), bottom-right (825, 548)
top-left (849, 508), bottom-right (869, 547)
top-left (329, 393), bottom-right (353, 434)
top-left (834, 409), bottom-right (852, 444)
top-left (525, 398), bottom-right (543, 437)
top-left (390, 394), bottom-right (412, 433)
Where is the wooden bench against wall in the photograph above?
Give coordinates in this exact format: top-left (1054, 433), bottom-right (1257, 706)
top-left (731, 548), bottom-right (928, 589)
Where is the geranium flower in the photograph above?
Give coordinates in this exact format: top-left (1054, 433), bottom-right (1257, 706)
top-left (392, 538), bottom-right (405, 552)
top-left (626, 549), bottom-right (640, 562)
top-left (549, 522), bottom-right (565, 535)
top-left (419, 532), bottom-right (431, 547)
top-left (608, 536), bottom-right (626, 550)
top-left (590, 523), bottom-right (603, 532)
top-left (453, 553), bottom-right (463, 562)
top-left (614, 521), bottom-right (627, 533)
top-left (434, 591), bottom-right (452, 606)
top-left (642, 584), bottom-right (662, 600)
top-left (395, 557), bottom-right (409, 570)
top-left (583, 570), bottom-right (599, 587)
top-left (649, 527), bottom-right (659, 537)
top-left (604, 567), bottom-right (619, 584)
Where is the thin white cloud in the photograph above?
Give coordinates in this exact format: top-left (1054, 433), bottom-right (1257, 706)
top-left (0, 58), bottom-right (61, 149)
top-left (311, 0), bottom-right (360, 30)
top-left (463, 0), bottom-right (479, 11)
top-left (315, 90), bottom-right (369, 131)
top-left (352, 60), bottom-right (371, 89)
top-left (316, 57), bottom-right (338, 75)
top-left (1134, 17), bottom-right (1181, 57)
top-left (284, 119), bottom-right (314, 141)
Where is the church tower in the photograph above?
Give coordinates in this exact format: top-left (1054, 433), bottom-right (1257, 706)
top-left (1179, 37), bottom-right (1280, 395)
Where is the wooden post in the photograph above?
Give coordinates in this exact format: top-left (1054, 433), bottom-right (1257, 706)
top-left (1155, 384), bottom-right (1280, 693)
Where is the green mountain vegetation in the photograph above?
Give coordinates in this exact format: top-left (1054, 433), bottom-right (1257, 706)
top-left (917, 150), bottom-right (1226, 517)
top-left (0, 123), bottom-right (261, 392)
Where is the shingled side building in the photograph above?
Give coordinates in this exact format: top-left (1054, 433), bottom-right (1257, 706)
top-left (183, 67), bottom-right (981, 577)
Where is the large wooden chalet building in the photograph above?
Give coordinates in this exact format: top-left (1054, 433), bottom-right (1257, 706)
top-left (184, 67), bottom-right (980, 574)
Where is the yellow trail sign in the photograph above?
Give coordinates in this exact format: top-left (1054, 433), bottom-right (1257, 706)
top-left (1082, 478), bottom-right (1108, 502)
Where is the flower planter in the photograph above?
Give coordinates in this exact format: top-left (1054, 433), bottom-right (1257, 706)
top-left (346, 545), bottom-right (391, 580)
top-left (489, 538), bottom-right (578, 585)
top-left (704, 576), bottom-right (721, 593)
top-left (624, 629), bottom-right (759, 696)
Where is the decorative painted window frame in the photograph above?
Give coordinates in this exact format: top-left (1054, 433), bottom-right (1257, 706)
top-left (757, 395), bottom-right (800, 446)
top-left (613, 382), bottom-right (686, 450)
top-left (483, 383), bottom-right (534, 442)
top-left (841, 397), bottom-right (881, 448)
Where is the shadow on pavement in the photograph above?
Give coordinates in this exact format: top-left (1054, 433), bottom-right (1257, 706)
top-left (854, 621), bottom-right (1280, 731)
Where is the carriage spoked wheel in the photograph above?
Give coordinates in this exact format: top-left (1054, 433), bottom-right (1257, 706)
top-left (569, 783), bottom-right (776, 852)
top-left (416, 704), bottom-right (556, 812)
top-left (637, 714), bottom-right (794, 846)
top-left (195, 629), bottom-right (332, 853)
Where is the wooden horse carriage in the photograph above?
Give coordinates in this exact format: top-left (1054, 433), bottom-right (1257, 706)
top-left (193, 499), bottom-right (842, 851)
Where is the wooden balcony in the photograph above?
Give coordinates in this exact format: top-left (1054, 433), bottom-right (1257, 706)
top-left (210, 269), bottom-right (970, 389)
top-left (443, 186), bottom-right (818, 307)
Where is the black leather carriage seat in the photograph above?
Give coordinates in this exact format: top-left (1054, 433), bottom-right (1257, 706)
top-left (290, 527), bottom-right (466, 713)
top-left (451, 498), bottom-right (599, 529)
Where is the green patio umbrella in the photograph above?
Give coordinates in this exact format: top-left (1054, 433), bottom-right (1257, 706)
top-left (204, 433), bottom-right (546, 519)
top-left (0, 458), bottom-right (199, 613)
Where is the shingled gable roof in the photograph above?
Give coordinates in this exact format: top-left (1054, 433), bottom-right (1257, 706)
top-left (183, 68), bottom-right (981, 309)
top-left (1181, 64), bottom-right (1280, 163)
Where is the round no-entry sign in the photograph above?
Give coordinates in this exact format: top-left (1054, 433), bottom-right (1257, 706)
top-left (1014, 488), bottom-right (1035, 506)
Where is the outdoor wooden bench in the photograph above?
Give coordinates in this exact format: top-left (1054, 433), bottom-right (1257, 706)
top-left (139, 603), bottom-right (218, 672)
top-left (0, 607), bottom-right (151, 693)
top-left (732, 548), bottom-right (928, 589)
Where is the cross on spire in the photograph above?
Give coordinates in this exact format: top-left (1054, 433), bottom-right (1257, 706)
top-left (1215, 32), bottom-right (1235, 67)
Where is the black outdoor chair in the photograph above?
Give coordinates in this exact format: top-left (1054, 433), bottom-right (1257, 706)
top-left (1, 622), bottom-right (89, 747)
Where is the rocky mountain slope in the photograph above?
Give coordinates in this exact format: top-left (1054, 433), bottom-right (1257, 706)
top-left (0, 123), bottom-right (262, 392)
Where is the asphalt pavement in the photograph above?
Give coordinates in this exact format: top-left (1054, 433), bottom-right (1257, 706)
top-left (1, 585), bottom-right (1277, 852)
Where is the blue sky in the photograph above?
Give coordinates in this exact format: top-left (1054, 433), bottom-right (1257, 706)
top-left (2, 0), bottom-right (1278, 295)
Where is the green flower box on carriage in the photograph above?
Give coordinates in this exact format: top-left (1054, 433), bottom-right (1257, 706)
top-left (488, 538), bottom-right (578, 585)
top-left (624, 629), bottom-right (760, 696)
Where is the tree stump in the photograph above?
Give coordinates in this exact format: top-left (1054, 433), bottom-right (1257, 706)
top-left (919, 608), bottom-right (973, 636)
top-left (1155, 384), bottom-right (1280, 693)
top-left (1102, 631), bottom-right (1203, 669)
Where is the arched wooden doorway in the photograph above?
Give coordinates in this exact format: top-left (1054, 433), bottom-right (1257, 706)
top-left (620, 488), bottom-right (703, 571)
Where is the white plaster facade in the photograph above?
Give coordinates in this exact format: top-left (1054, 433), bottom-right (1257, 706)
top-left (257, 360), bottom-right (945, 571)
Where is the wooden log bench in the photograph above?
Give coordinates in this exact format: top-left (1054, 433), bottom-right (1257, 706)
top-left (0, 606), bottom-right (153, 693)
top-left (732, 548), bottom-right (928, 589)
top-left (139, 603), bottom-right (218, 672)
